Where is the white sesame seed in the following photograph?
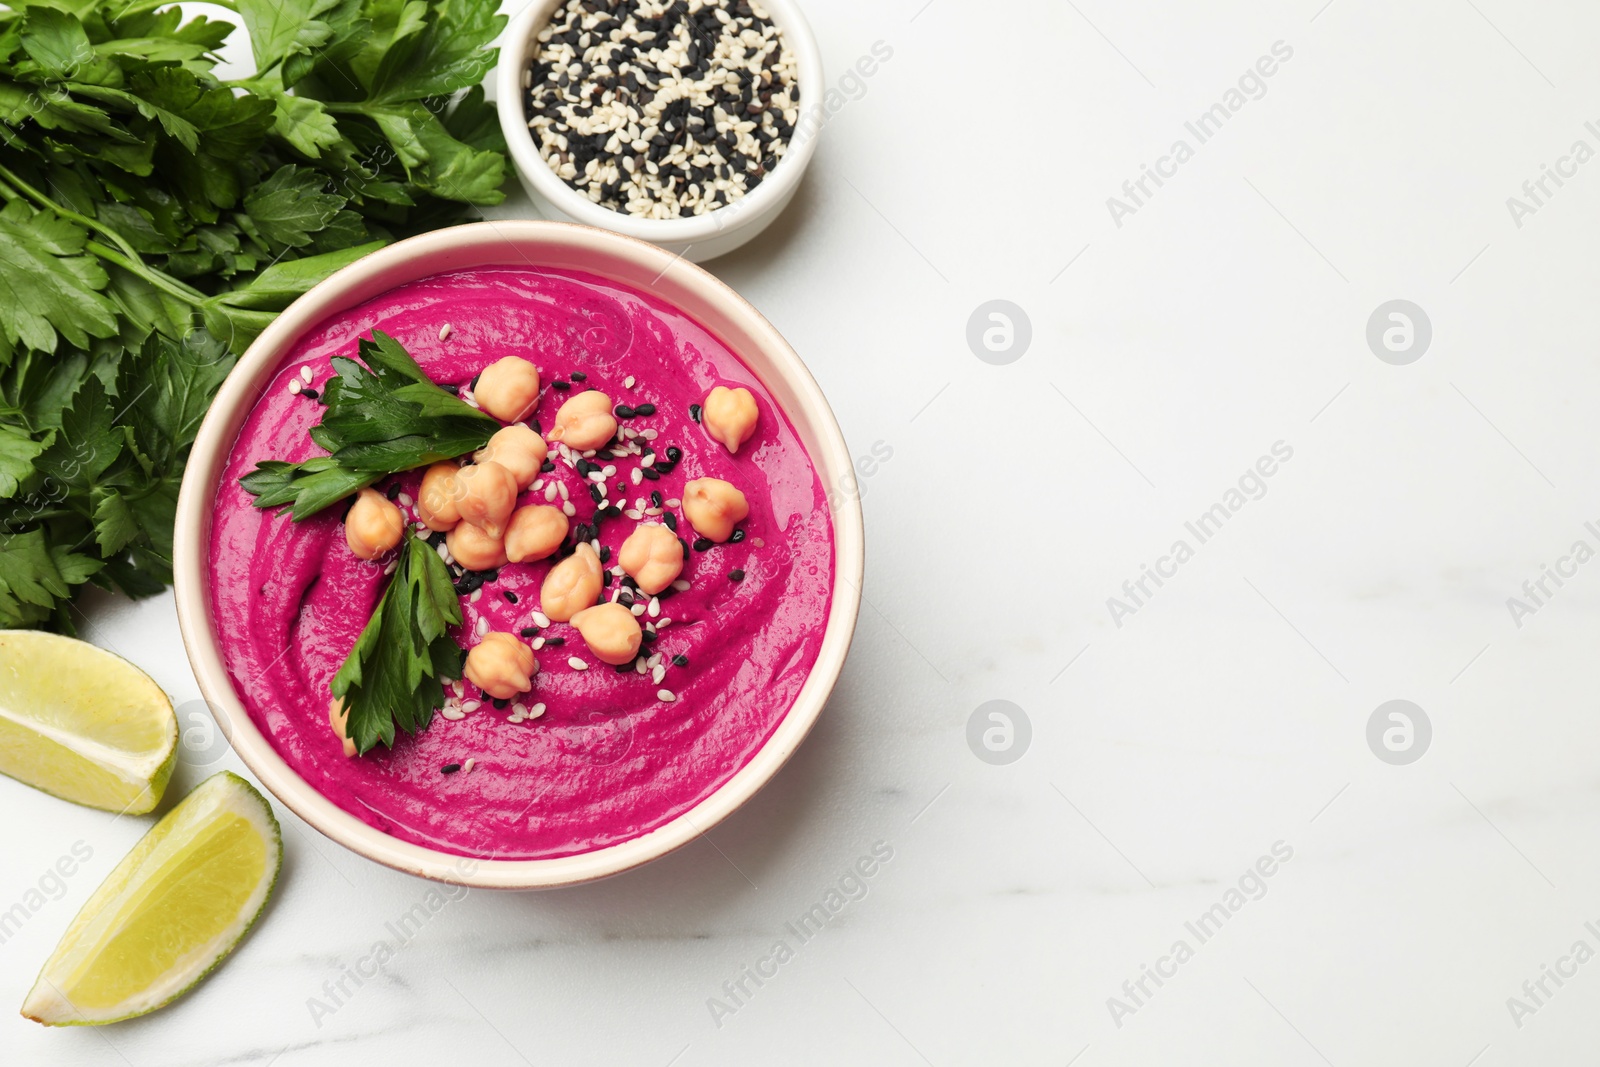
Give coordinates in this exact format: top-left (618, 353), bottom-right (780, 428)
top-left (656, 617), bottom-right (672, 628)
top-left (557, 481), bottom-right (569, 500)
top-left (603, 464), bottom-right (617, 477)
top-left (657, 689), bottom-right (676, 702)
top-left (532, 637), bottom-right (545, 650)
top-left (648, 653), bottom-right (663, 668)
top-left (636, 658), bottom-right (648, 674)
top-left (470, 589), bottom-right (482, 604)
top-left (671, 579), bottom-right (691, 592)
top-left (568, 656), bottom-right (589, 671)
top-left (441, 706), bottom-right (465, 721)
top-left (624, 509), bottom-right (642, 520)
top-left (475, 617), bottom-right (490, 638)
top-left (464, 757), bottom-right (475, 773)
top-left (588, 471), bottom-right (606, 483)
top-left (624, 375), bottom-right (636, 388)
top-left (666, 498), bottom-right (681, 508)
top-left (631, 468), bottom-right (643, 485)
top-left (532, 611), bottom-right (551, 627)
top-left (288, 378), bottom-right (302, 395)
top-left (463, 700), bottom-right (482, 713)
top-left (642, 452), bottom-right (656, 466)
top-left (641, 429), bottom-right (658, 440)
top-left (648, 596), bottom-right (660, 618)
top-left (397, 492), bottom-right (413, 507)
top-left (530, 703), bottom-right (547, 719)
top-left (436, 543), bottom-right (451, 563)
top-left (383, 559), bottom-right (399, 575)
top-left (300, 366), bottom-right (313, 384)
top-left (439, 323), bottom-right (453, 341)
top-left (652, 664), bottom-right (666, 684)
top-left (562, 501), bottom-right (576, 517)
top-left (630, 602), bottom-right (646, 616)
top-left (545, 481), bottom-right (559, 502)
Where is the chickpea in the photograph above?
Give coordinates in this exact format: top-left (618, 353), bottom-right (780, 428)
top-left (417, 461), bottom-right (463, 531)
top-left (682, 477), bottom-right (749, 543)
top-left (474, 424), bottom-right (548, 491)
top-left (504, 505), bottom-right (568, 564)
top-left (328, 697), bottom-right (356, 757)
top-left (618, 523), bottom-right (684, 595)
top-left (446, 520), bottom-right (508, 572)
top-left (540, 542), bottom-right (603, 622)
top-left (454, 461), bottom-right (518, 539)
top-left (474, 356), bottom-right (541, 422)
top-left (702, 385), bottom-right (759, 454)
top-left (464, 632), bottom-right (538, 701)
top-left (345, 487), bottom-right (404, 560)
top-left (547, 389), bottom-right (617, 451)
top-left (570, 603), bottom-right (642, 666)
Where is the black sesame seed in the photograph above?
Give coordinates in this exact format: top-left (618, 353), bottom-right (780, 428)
top-left (614, 662), bottom-right (633, 673)
top-left (614, 404), bottom-right (635, 418)
top-left (545, 637), bottom-right (565, 646)
top-left (619, 591), bottom-right (635, 607)
top-left (729, 529), bottom-right (746, 543)
top-left (301, 388), bottom-right (319, 400)
top-left (599, 546), bottom-right (612, 563)
top-left (634, 402), bottom-right (656, 416)
top-left (589, 484), bottom-right (604, 505)
top-left (729, 569), bottom-right (745, 581)
top-left (679, 537), bottom-right (690, 558)
top-left (641, 629), bottom-right (658, 643)
top-left (519, 626), bottom-right (539, 637)
top-left (665, 446), bottom-right (683, 462)
top-left (642, 468), bottom-right (660, 481)
top-left (441, 383), bottom-right (460, 395)
top-left (664, 512), bottom-right (678, 532)
top-left (693, 537), bottom-right (712, 551)
top-left (493, 697), bottom-right (509, 709)
top-left (469, 373), bottom-right (482, 391)
top-left (441, 763), bottom-right (461, 774)
top-left (602, 571), bottom-right (614, 586)
top-left (552, 380), bottom-right (572, 391)
top-left (570, 371), bottom-right (587, 381)
top-left (386, 484), bottom-right (401, 501)
top-left (689, 403), bottom-right (702, 422)
top-left (672, 654), bottom-right (689, 667)
top-left (541, 460), bottom-right (555, 472)
top-left (650, 490), bottom-right (663, 507)
top-left (504, 591), bottom-right (518, 604)
top-left (653, 461), bottom-right (676, 475)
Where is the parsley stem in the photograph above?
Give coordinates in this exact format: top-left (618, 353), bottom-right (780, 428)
top-left (0, 163), bottom-right (145, 267)
top-left (84, 241), bottom-right (208, 307)
top-left (0, 165), bottom-right (208, 307)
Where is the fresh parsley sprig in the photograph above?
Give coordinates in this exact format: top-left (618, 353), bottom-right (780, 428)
top-left (0, 0), bottom-right (509, 631)
top-left (239, 329), bottom-right (498, 520)
top-left (331, 530), bottom-right (463, 754)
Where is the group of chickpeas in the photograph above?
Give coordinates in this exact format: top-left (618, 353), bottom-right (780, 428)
top-left (333, 352), bottom-right (763, 745)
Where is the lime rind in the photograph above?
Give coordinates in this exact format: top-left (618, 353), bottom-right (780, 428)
top-left (21, 772), bottom-right (283, 1026)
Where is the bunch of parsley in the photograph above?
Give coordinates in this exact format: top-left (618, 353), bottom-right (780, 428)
top-left (0, 0), bottom-right (508, 630)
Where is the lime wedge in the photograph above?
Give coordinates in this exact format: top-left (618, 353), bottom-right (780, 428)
top-left (21, 771), bottom-right (282, 1026)
top-left (0, 630), bottom-right (177, 814)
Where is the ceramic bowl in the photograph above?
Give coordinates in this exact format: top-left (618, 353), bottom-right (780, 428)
top-left (493, 0), bottom-right (824, 262)
top-left (173, 221), bottom-right (863, 888)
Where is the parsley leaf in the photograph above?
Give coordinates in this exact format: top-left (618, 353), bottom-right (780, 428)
top-left (241, 329), bottom-right (496, 518)
top-left (331, 530), bottom-right (463, 753)
top-left (0, 198), bottom-right (118, 353)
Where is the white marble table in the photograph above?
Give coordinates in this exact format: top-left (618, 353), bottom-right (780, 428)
top-left (9, 1), bottom-right (1600, 1063)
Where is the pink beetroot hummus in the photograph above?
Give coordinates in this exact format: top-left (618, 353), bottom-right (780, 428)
top-left (208, 267), bottom-right (833, 860)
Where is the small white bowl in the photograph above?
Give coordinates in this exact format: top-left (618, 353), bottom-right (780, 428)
top-left (173, 221), bottom-right (863, 889)
top-left (494, 0), bottom-right (823, 262)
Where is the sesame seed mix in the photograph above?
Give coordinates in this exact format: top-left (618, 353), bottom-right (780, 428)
top-left (524, 0), bottom-right (799, 218)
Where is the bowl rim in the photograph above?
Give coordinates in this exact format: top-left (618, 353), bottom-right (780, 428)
top-left (172, 220), bottom-right (864, 889)
top-left (493, 0), bottom-right (824, 242)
